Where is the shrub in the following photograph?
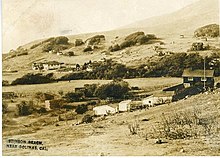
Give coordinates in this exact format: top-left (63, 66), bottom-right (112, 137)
top-left (145, 34), bottom-right (157, 39)
top-left (155, 109), bottom-right (218, 140)
top-left (136, 35), bottom-right (149, 45)
top-left (86, 35), bottom-right (105, 45)
top-left (108, 44), bottom-right (121, 52)
top-left (35, 92), bottom-right (55, 102)
top-left (125, 32), bottom-right (145, 41)
top-left (2, 102), bottom-right (8, 113)
top-left (194, 24), bottom-right (219, 38)
top-left (120, 40), bottom-right (135, 49)
top-left (42, 43), bottom-right (54, 52)
top-left (16, 101), bottom-right (35, 116)
top-left (54, 36), bottom-right (69, 45)
top-left (83, 46), bottom-right (93, 52)
top-left (95, 80), bottom-right (130, 99)
top-left (75, 104), bottom-right (88, 114)
top-left (49, 99), bottom-right (65, 109)
top-left (128, 121), bottom-right (139, 135)
top-left (82, 114), bottom-right (93, 123)
top-left (75, 39), bottom-right (84, 46)
top-left (64, 92), bottom-right (84, 102)
top-left (11, 73), bottom-right (55, 85)
top-left (30, 43), bottom-right (41, 49)
top-left (65, 51), bottom-right (74, 56)
top-left (2, 80), bottom-right (10, 86)
top-left (84, 84), bottom-right (98, 97)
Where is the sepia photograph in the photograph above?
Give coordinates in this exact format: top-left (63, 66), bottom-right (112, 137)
top-left (1, 0), bottom-right (220, 156)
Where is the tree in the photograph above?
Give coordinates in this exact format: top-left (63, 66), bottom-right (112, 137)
top-left (16, 101), bottom-right (35, 116)
top-left (95, 80), bottom-right (130, 99)
top-left (64, 92), bottom-right (84, 102)
top-left (11, 73), bottom-right (55, 85)
top-left (54, 36), bottom-right (69, 45)
top-left (75, 104), bottom-right (88, 114)
top-left (84, 84), bottom-right (98, 97)
top-left (82, 114), bottom-right (93, 123)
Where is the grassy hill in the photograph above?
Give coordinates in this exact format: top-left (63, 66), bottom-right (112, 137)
top-left (2, 0), bottom-right (219, 72)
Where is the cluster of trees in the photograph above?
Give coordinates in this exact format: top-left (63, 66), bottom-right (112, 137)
top-left (60, 59), bottom-right (128, 80)
top-left (42, 36), bottom-right (70, 52)
top-left (194, 24), bottom-right (219, 38)
top-left (109, 32), bottom-right (157, 52)
top-left (11, 73), bottom-right (55, 85)
top-left (60, 52), bottom-right (220, 80)
top-left (63, 80), bottom-right (130, 102)
top-left (10, 52), bottom-right (220, 85)
top-left (94, 79), bottom-right (130, 99)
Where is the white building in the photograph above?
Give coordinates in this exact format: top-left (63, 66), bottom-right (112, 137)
top-left (118, 100), bottom-right (132, 112)
top-left (142, 93), bottom-right (172, 107)
top-left (93, 105), bottom-right (118, 116)
top-left (42, 61), bottom-right (61, 71)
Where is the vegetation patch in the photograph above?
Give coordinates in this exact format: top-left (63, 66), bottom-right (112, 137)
top-left (194, 24), bottom-right (219, 38)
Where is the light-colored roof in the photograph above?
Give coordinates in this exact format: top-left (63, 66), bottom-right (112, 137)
top-left (182, 69), bottom-right (214, 77)
top-left (119, 100), bottom-right (132, 104)
top-left (93, 105), bottom-right (115, 110)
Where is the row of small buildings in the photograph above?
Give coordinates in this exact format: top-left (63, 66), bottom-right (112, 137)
top-left (93, 68), bottom-right (216, 116)
top-left (32, 61), bottom-right (92, 72)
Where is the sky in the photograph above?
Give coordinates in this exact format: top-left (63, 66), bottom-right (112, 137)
top-left (2, 0), bottom-right (199, 53)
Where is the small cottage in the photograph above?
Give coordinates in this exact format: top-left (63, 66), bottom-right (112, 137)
top-left (182, 69), bottom-right (214, 88)
top-left (93, 105), bottom-right (118, 116)
top-left (118, 100), bottom-right (132, 112)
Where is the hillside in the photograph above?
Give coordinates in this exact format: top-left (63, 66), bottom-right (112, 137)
top-left (2, 88), bottom-right (220, 156)
top-left (123, 0), bottom-right (219, 35)
top-left (2, 0), bottom-right (219, 73)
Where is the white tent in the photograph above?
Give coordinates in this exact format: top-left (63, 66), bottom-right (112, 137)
top-left (118, 100), bottom-right (132, 112)
top-left (93, 105), bottom-right (117, 116)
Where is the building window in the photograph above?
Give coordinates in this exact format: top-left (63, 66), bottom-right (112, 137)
top-left (201, 77), bottom-right (207, 81)
top-left (188, 77), bottom-right (193, 81)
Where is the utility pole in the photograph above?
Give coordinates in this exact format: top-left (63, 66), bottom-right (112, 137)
top-left (203, 57), bottom-right (206, 90)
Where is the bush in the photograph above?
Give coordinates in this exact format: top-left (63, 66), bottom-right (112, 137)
top-left (65, 51), bottom-right (74, 56)
top-left (64, 92), bottom-right (84, 102)
top-left (108, 44), bottom-right (121, 52)
top-left (54, 36), bottom-right (69, 45)
top-left (194, 24), bottom-right (219, 38)
top-left (82, 114), bottom-right (93, 123)
top-left (120, 40), bottom-right (135, 49)
top-left (125, 32), bottom-right (145, 41)
top-left (145, 34), bottom-right (157, 39)
top-left (86, 35), bottom-right (105, 45)
top-left (16, 101), bottom-right (35, 116)
top-left (83, 46), bottom-right (93, 52)
top-left (155, 109), bottom-right (218, 140)
top-left (75, 39), bottom-right (84, 46)
top-left (95, 80), bottom-right (130, 99)
top-left (35, 92), bottom-right (55, 102)
top-left (84, 84), bottom-right (98, 97)
top-left (128, 121), bottom-right (139, 135)
top-left (75, 104), bottom-right (88, 114)
top-left (11, 73), bottom-right (55, 85)
top-left (136, 35), bottom-right (149, 45)
top-left (2, 102), bottom-right (8, 113)
top-left (2, 80), bottom-right (10, 86)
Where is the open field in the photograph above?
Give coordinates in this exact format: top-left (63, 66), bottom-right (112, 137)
top-left (2, 77), bottom-right (182, 95)
top-left (2, 89), bottom-right (220, 156)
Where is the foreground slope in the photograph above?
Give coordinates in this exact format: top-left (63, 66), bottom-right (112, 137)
top-left (2, 89), bottom-right (220, 156)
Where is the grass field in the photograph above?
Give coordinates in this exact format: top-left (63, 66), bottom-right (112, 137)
top-left (2, 77), bottom-right (182, 95)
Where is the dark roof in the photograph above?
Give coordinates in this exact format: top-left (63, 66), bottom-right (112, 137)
top-left (182, 69), bottom-right (214, 77)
